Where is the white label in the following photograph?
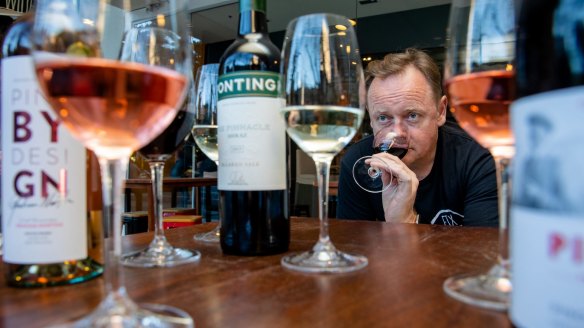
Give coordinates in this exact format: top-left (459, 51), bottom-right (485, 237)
top-left (1, 56), bottom-right (87, 264)
top-left (217, 96), bottom-right (286, 191)
top-left (511, 208), bottom-right (584, 328)
top-left (510, 86), bottom-right (584, 328)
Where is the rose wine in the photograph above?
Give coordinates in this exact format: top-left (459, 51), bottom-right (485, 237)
top-left (1, 12), bottom-right (102, 287)
top-left (192, 125), bottom-right (218, 163)
top-left (445, 70), bottom-right (515, 157)
top-left (282, 105), bottom-right (363, 156)
top-left (35, 58), bottom-right (187, 158)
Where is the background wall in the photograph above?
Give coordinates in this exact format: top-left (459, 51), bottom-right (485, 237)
top-left (204, 4), bottom-right (451, 65)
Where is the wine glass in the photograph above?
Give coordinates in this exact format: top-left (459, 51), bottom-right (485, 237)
top-left (121, 28), bottom-right (201, 267)
top-left (352, 130), bottom-right (408, 193)
top-left (280, 13), bottom-right (368, 273)
top-left (442, 0), bottom-right (515, 311)
top-left (191, 63), bottom-right (220, 243)
top-left (31, 0), bottom-right (194, 326)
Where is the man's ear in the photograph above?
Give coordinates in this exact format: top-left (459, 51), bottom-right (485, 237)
top-left (437, 95), bottom-right (447, 126)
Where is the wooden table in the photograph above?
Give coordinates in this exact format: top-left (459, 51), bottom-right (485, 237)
top-left (124, 177), bottom-right (217, 230)
top-left (0, 218), bottom-right (512, 328)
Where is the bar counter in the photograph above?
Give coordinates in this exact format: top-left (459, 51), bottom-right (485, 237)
top-left (0, 218), bottom-right (512, 327)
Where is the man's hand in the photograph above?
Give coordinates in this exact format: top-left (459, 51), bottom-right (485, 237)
top-left (367, 153), bottom-right (419, 223)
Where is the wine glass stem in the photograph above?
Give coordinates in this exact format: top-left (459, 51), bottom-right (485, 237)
top-left (98, 157), bottom-right (129, 296)
top-left (315, 158), bottom-right (333, 243)
top-left (494, 156), bottom-right (511, 269)
top-left (149, 161), bottom-right (168, 242)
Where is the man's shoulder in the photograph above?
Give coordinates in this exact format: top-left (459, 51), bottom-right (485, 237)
top-left (440, 121), bottom-right (489, 152)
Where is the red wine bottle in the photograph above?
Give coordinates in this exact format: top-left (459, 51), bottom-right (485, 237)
top-left (217, 0), bottom-right (289, 255)
top-left (510, 0), bottom-right (584, 325)
top-left (1, 11), bottom-right (102, 287)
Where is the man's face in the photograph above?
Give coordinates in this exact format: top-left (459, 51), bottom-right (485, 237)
top-left (367, 66), bottom-right (446, 175)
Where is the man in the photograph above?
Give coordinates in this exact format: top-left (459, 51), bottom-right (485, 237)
top-left (337, 48), bottom-right (498, 226)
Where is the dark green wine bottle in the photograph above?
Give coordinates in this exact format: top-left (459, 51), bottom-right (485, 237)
top-left (217, 0), bottom-right (290, 255)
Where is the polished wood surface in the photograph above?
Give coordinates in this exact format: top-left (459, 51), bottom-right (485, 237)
top-left (0, 218), bottom-right (512, 328)
top-left (124, 177), bottom-right (217, 230)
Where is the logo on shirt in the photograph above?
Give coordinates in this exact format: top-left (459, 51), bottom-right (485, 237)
top-left (431, 209), bottom-right (463, 226)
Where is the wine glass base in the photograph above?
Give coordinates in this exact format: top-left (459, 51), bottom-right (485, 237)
top-left (122, 247), bottom-right (201, 268)
top-left (281, 249), bottom-right (368, 274)
top-left (193, 226), bottom-right (220, 243)
top-left (49, 291), bottom-right (194, 327)
top-left (443, 264), bottom-right (511, 311)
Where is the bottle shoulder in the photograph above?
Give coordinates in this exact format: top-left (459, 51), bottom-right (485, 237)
top-left (220, 34), bottom-right (280, 73)
top-left (2, 14), bottom-right (33, 58)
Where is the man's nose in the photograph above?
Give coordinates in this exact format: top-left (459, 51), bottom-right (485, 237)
top-left (392, 120), bottom-right (408, 138)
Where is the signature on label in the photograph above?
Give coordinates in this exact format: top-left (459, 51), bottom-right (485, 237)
top-left (229, 171), bottom-right (247, 185)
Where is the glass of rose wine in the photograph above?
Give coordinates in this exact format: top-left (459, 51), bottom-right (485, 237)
top-left (31, 0), bottom-right (194, 326)
top-left (121, 28), bottom-right (201, 267)
top-left (442, 0), bottom-right (515, 311)
top-left (191, 63), bottom-right (221, 243)
top-left (280, 13), bottom-right (368, 273)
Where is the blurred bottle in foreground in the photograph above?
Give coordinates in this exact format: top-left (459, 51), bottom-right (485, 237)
top-left (0, 13), bottom-right (15, 257)
top-left (510, 0), bottom-right (584, 326)
top-left (1, 11), bottom-right (102, 287)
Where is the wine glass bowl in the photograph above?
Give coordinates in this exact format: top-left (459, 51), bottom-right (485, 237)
top-left (351, 131), bottom-right (407, 193)
top-left (191, 63), bottom-right (221, 243)
top-left (280, 13), bottom-right (368, 273)
top-left (445, 70), bottom-right (516, 159)
top-left (121, 48), bottom-right (201, 268)
top-left (442, 0), bottom-right (515, 311)
top-left (31, 0), bottom-right (194, 326)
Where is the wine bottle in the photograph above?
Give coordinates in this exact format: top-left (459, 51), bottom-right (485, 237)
top-left (217, 0), bottom-right (289, 255)
top-left (510, 0), bottom-right (584, 326)
top-left (1, 11), bottom-right (103, 287)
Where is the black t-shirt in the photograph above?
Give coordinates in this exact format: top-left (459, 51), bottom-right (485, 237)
top-left (337, 123), bottom-right (498, 227)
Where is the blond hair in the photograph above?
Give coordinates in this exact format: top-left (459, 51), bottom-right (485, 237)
top-left (365, 48), bottom-right (443, 102)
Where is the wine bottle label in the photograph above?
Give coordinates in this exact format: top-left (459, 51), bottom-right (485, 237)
top-left (510, 86), bottom-right (584, 328)
top-left (217, 71), bottom-right (286, 191)
top-left (1, 56), bottom-right (88, 264)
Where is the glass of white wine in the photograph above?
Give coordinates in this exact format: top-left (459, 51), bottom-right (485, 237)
top-left (191, 63), bottom-right (221, 243)
top-left (31, 0), bottom-right (194, 326)
top-left (280, 13), bottom-right (368, 273)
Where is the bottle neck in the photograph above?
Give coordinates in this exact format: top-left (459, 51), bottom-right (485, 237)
top-left (238, 0), bottom-right (268, 36)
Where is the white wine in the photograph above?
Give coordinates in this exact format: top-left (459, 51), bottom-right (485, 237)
top-left (282, 105), bottom-right (363, 156)
top-left (192, 125), bottom-right (218, 163)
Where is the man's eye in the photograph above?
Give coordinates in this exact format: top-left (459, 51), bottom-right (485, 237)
top-left (378, 115), bottom-right (388, 122)
top-left (408, 112), bottom-right (418, 121)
